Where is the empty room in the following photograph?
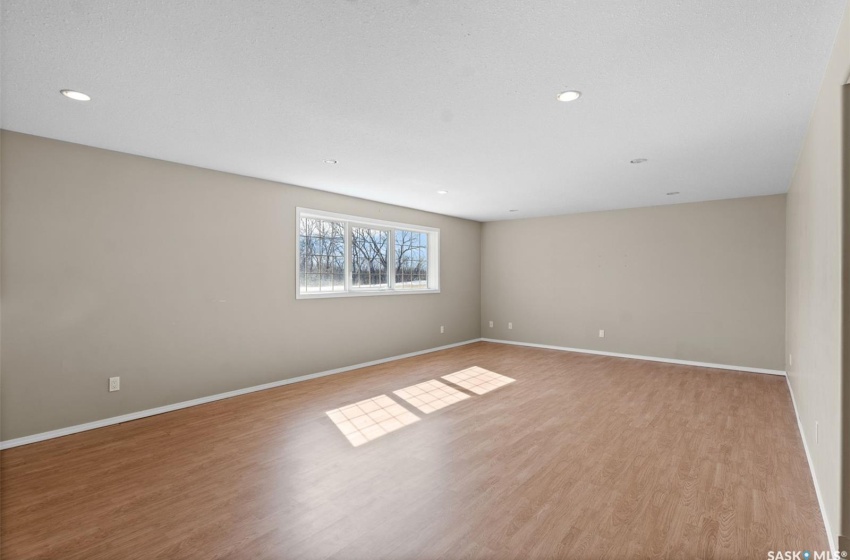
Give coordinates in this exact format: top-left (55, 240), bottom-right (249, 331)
top-left (1, 1), bottom-right (849, 559)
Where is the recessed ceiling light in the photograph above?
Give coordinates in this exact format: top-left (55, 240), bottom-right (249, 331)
top-left (667, 191), bottom-right (680, 196)
top-left (630, 158), bottom-right (648, 164)
top-left (436, 190), bottom-right (448, 195)
top-left (60, 89), bottom-right (91, 101)
top-left (509, 209), bottom-right (519, 213)
top-left (324, 159), bottom-right (337, 164)
top-left (556, 90), bottom-right (581, 102)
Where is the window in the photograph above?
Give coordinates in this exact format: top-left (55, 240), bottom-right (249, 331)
top-left (351, 227), bottom-right (389, 290)
top-left (298, 217), bottom-right (345, 293)
top-left (394, 230), bottom-right (428, 289)
top-left (297, 208), bottom-right (439, 298)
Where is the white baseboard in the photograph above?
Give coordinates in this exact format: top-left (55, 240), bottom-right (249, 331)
top-left (0, 338), bottom-right (483, 450)
top-left (0, 337), bottom-right (786, 450)
top-left (480, 338), bottom-right (786, 376)
top-left (785, 376), bottom-right (836, 551)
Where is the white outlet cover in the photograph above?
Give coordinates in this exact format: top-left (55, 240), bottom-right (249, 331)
top-left (599, 330), bottom-right (605, 338)
top-left (508, 322), bottom-right (513, 329)
top-left (109, 376), bottom-right (120, 392)
top-left (489, 321), bottom-right (494, 328)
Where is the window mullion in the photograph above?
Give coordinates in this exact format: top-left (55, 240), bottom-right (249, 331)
top-left (344, 221), bottom-right (351, 292)
top-left (388, 229), bottom-right (396, 291)
top-left (427, 233), bottom-right (434, 290)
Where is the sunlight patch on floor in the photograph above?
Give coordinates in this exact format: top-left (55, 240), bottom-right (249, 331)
top-left (327, 367), bottom-right (516, 446)
top-left (442, 367), bottom-right (515, 395)
top-left (326, 395), bottom-right (420, 447)
top-left (393, 379), bottom-right (470, 414)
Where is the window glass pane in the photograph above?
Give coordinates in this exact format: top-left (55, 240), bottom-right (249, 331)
top-left (299, 217), bottom-right (344, 293)
top-left (306, 273), bottom-right (320, 292)
top-left (394, 230), bottom-right (429, 289)
top-left (351, 227), bottom-right (389, 289)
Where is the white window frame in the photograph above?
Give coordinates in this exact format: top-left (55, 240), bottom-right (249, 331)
top-left (296, 208), bottom-right (440, 299)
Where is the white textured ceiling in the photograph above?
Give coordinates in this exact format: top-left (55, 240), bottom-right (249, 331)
top-left (2, 1), bottom-right (846, 221)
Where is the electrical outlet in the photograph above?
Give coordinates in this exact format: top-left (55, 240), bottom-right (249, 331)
top-left (789, 354), bottom-right (793, 366)
top-left (815, 421), bottom-right (819, 444)
top-left (489, 321), bottom-right (494, 328)
top-left (440, 325), bottom-right (444, 334)
top-left (508, 322), bottom-right (513, 330)
top-left (599, 329), bottom-right (605, 338)
top-left (109, 377), bottom-right (120, 392)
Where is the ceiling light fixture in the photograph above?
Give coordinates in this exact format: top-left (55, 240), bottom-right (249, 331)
top-left (667, 192), bottom-right (680, 196)
top-left (60, 89), bottom-right (91, 101)
top-left (556, 90), bottom-right (581, 102)
top-left (630, 158), bottom-right (648, 164)
top-left (436, 190), bottom-right (448, 195)
top-left (324, 159), bottom-right (337, 164)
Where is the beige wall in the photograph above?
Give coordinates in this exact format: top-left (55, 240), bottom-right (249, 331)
top-left (481, 195), bottom-right (786, 370)
top-left (787, 2), bottom-right (849, 548)
top-left (0, 131), bottom-right (482, 440)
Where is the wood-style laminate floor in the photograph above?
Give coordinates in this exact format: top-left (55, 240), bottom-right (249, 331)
top-left (1, 342), bottom-right (827, 559)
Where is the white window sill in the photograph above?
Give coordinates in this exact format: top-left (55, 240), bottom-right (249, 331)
top-left (296, 289), bottom-right (441, 300)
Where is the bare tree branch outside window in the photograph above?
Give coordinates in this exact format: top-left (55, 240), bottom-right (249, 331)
top-left (299, 218), bottom-right (345, 293)
top-left (351, 227), bottom-right (388, 288)
top-left (395, 230), bottom-right (428, 289)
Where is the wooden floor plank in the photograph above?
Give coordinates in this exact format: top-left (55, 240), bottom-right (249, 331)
top-left (0, 342), bottom-right (828, 559)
